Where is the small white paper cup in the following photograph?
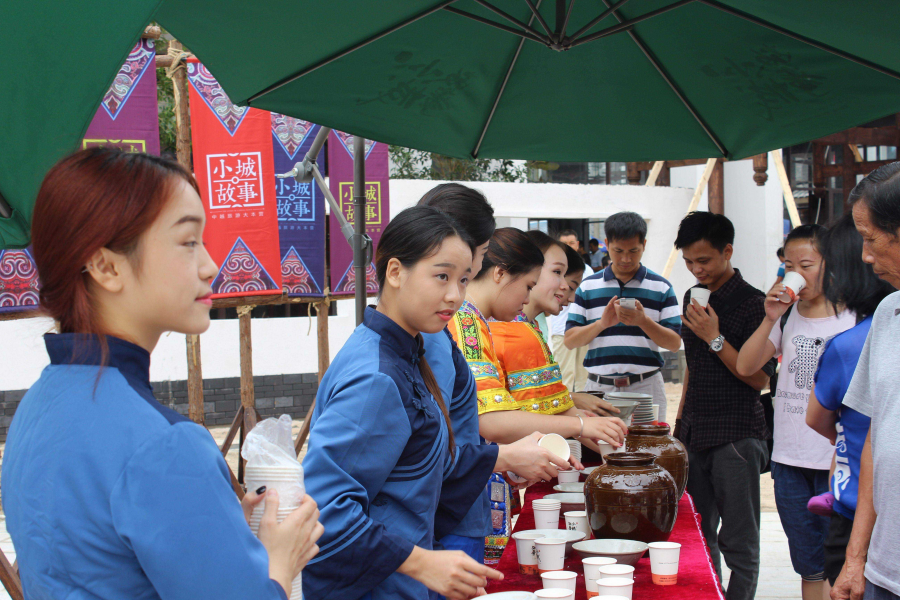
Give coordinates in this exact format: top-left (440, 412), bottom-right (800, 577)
top-left (690, 287), bottom-right (711, 308)
top-left (535, 589), bottom-right (574, 600)
top-left (583, 557), bottom-right (617, 596)
top-left (534, 506), bottom-right (561, 529)
top-left (512, 531), bottom-right (545, 575)
top-left (541, 571), bottom-right (577, 592)
top-left (649, 541), bottom-right (682, 585)
top-left (535, 538), bottom-right (567, 573)
top-left (558, 469), bottom-right (580, 484)
top-left (564, 510), bottom-right (591, 539)
top-left (779, 271), bottom-right (806, 303)
top-left (596, 577), bottom-right (634, 600)
top-left (539, 433), bottom-right (571, 462)
top-left (598, 564), bottom-right (635, 580)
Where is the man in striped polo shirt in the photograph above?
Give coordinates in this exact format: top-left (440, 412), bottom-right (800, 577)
top-left (564, 212), bottom-right (682, 423)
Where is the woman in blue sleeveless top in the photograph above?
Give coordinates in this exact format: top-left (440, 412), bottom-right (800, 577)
top-left (302, 206), bottom-right (506, 600)
top-left (2, 148), bottom-right (322, 600)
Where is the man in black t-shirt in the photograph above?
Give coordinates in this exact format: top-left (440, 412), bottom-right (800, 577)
top-left (673, 212), bottom-right (776, 600)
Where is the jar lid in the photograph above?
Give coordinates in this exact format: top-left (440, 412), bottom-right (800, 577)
top-left (603, 451), bottom-right (656, 467)
top-left (626, 424), bottom-right (671, 436)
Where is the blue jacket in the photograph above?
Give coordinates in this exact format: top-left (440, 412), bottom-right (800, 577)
top-left (302, 308), bottom-right (495, 600)
top-left (423, 328), bottom-right (493, 540)
top-left (2, 334), bottom-right (286, 600)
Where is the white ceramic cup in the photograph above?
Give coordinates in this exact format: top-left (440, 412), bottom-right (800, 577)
top-left (690, 287), bottom-right (711, 308)
top-left (597, 442), bottom-right (615, 457)
top-left (583, 557), bottom-right (617, 597)
top-left (541, 571), bottom-right (577, 592)
top-left (779, 271), bottom-right (806, 303)
top-left (564, 510), bottom-right (591, 539)
top-left (513, 531), bottom-right (545, 575)
top-left (558, 469), bottom-right (580, 484)
top-left (598, 564), bottom-right (635, 580)
top-left (535, 538), bottom-right (567, 573)
top-left (534, 589), bottom-right (574, 600)
top-left (534, 506), bottom-right (562, 529)
top-left (648, 541), bottom-right (682, 585)
top-left (539, 433), bottom-right (571, 462)
top-left (651, 404), bottom-right (660, 424)
top-left (596, 577), bottom-right (634, 600)
top-left (618, 297), bottom-right (636, 310)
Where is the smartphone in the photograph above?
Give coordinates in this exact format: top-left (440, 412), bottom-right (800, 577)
top-left (618, 297), bottom-right (636, 310)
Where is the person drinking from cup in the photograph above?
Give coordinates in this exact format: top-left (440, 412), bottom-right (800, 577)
top-left (301, 207), bottom-right (508, 600)
top-left (672, 211), bottom-right (776, 600)
top-left (737, 225), bottom-right (855, 600)
top-left (417, 184), bottom-right (577, 573)
top-left (564, 212), bottom-right (682, 424)
top-left (448, 228), bottom-right (627, 563)
top-left (2, 148), bottom-right (323, 600)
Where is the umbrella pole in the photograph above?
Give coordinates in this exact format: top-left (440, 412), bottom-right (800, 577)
top-left (353, 137), bottom-right (367, 325)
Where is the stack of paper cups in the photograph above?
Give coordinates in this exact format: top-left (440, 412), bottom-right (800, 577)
top-left (246, 465), bottom-right (305, 600)
top-left (566, 439), bottom-right (582, 462)
top-left (582, 557), bottom-right (617, 598)
top-left (533, 498), bottom-right (562, 529)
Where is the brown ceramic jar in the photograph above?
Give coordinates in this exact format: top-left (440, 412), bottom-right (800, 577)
top-left (624, 424), bottom-right (689, 499)
top-left (584, 451), bottom-right (678, 543)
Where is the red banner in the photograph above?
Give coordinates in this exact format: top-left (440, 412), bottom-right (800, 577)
top-left (187, 59), bottom-right (282, 298)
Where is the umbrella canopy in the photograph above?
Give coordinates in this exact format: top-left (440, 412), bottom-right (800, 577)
top-left (3, 0), bottom-right (900, 248)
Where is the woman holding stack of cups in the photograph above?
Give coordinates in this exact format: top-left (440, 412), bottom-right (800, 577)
top-left (2, 149), bottom-right (322, 600)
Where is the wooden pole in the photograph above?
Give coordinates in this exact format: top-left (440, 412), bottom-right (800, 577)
top-left (644, 161), bottom-right (665, 186)
top-left (168, 40), bottom-right (192, 172)
top-left (295, 298), bottom-right (331, 456)
top-left (238, 306), bottom-right (258, 434)
top-left (771, 150), bottom-right (802, 228)
top-left (662, 158), bottom-right (718, 278)
top-left (752, 153), bottom-right (769, 186)
top-left (708, 159), bottom-right (724, 214)
top-left (186, 335), bottom-right (204, 425)
top-left (626, 162), bottom-right (642, 185)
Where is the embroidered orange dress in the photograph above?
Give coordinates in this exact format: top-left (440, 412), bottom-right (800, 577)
top-left (490, 313), bottom-right (575, 415)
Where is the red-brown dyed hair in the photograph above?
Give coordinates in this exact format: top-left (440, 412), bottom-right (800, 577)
top-left (31, 148), bottom-right (200, 336)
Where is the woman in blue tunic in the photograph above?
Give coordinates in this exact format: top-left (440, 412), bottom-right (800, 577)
top-left (2, 148), bottom-right (322, 600)
top-left (302, 206), bottom-right (506, 600)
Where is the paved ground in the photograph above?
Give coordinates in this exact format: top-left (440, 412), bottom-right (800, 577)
top-left (0, 383), bottom-right (800, 599)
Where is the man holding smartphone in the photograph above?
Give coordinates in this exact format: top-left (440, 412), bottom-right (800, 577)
top-left (564, 212), bottom-right (682, 423)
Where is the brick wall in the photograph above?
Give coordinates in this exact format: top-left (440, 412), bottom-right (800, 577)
top-left (0, 372), bottom-right (319, 441)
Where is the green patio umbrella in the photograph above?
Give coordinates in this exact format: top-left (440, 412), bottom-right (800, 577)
top-left (3, 0), bottom-right (900, 249)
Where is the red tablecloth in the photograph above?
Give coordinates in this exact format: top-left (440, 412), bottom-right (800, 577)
top-left (488, 479), bottom-right (725, 600)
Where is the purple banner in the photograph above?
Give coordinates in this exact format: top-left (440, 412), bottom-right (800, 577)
top-left (83, 39), bottom-right (160, 155)
top-left (0, 248), bottom-right (40, 314)
top-left (327, 132), bottom-right (390, 295)
top-left (273, 115), bottom-right (326, 296)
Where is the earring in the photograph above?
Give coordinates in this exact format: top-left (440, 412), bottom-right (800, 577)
top-left (81, 265), bottom-right (92, 273)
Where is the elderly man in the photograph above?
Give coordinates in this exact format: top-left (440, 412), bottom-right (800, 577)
top-left (833, 162), bottom-right (900, 600)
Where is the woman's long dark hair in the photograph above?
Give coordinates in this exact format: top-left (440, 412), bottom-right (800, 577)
top-left (822, 213), bottom-right (895, 319)
top-left (474, 227), bottom-right (544, 281)
top-left (375, 206), bottom-right (475, 458)
top-left (561, 243), bottom-right (586, 277)
top-left (418, 183), bottom-right (496, 246)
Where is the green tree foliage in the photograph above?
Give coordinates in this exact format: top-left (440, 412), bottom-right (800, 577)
top-left (389, 146), bottom-right (525, 182)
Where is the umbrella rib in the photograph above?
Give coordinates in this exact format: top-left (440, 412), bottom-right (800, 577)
top-left (567, 0), bottom-right (634, 42)
top-left (444, 7), bottom-right (549, 45)
top-left (524, 0), bottom-right (553, 38)
top-left (473, 0), bottom-right (545, 157)
top-left (0, 190), bottom-right (10, 219)
top-left (569, 0), bottom-right (696, 48)
top-left (471, 0), bottom-right (552, 44)
top-left (700, 0), bottom-right (900, 83)
top-left (247, 0), bottom-right (460, 104)
top-left (559, 0), bottom-right (576, 41)
top-left (601, 0), bottom-right (727, 156)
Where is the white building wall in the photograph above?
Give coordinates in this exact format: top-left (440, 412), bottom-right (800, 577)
top-left (0, 173), bottom-right (784, 391)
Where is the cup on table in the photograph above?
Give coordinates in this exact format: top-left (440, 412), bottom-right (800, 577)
top-left (534, 538), bottom-right (567, 573)
top-left (533, 499), bottom-right (562, 529)
top-left (651, 404), bottom-right (659, 425)
top-left (648, 541), bottom-right (682, 585)
top-left (598, 564), bottom-right (635, 580)
top-left (596, 577), bottom-right (634, 600)
top-left (558, 469), bottom-right (580, 484)
top-left (539, 433), bottom-right (571, 462)
top-left (512, 531), bottom-right (545, 575)
top-left (564, 511), bottom-right (591, 539)
top-left (779, 271), bottom-right (806, 303)
top-left (534, 589), bottom-right (574, 600)
top-left (541, 571), bottom-right (577, 592)
top-left (690, 287), bottom-right (711, 308)
top-left (582, 557), bottom-right (617, 598)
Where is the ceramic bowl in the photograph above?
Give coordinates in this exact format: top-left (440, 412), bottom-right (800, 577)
top-left (580, 466), bottom-right (599, 476)
top-left (542, 492), bottom-right (585, 513)
top-left (571, 539), bottom-right (649, 566)
top-left (519, 528), bottom-right (586, 556)
top-left (553, 482), bottom-right (585, 493)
